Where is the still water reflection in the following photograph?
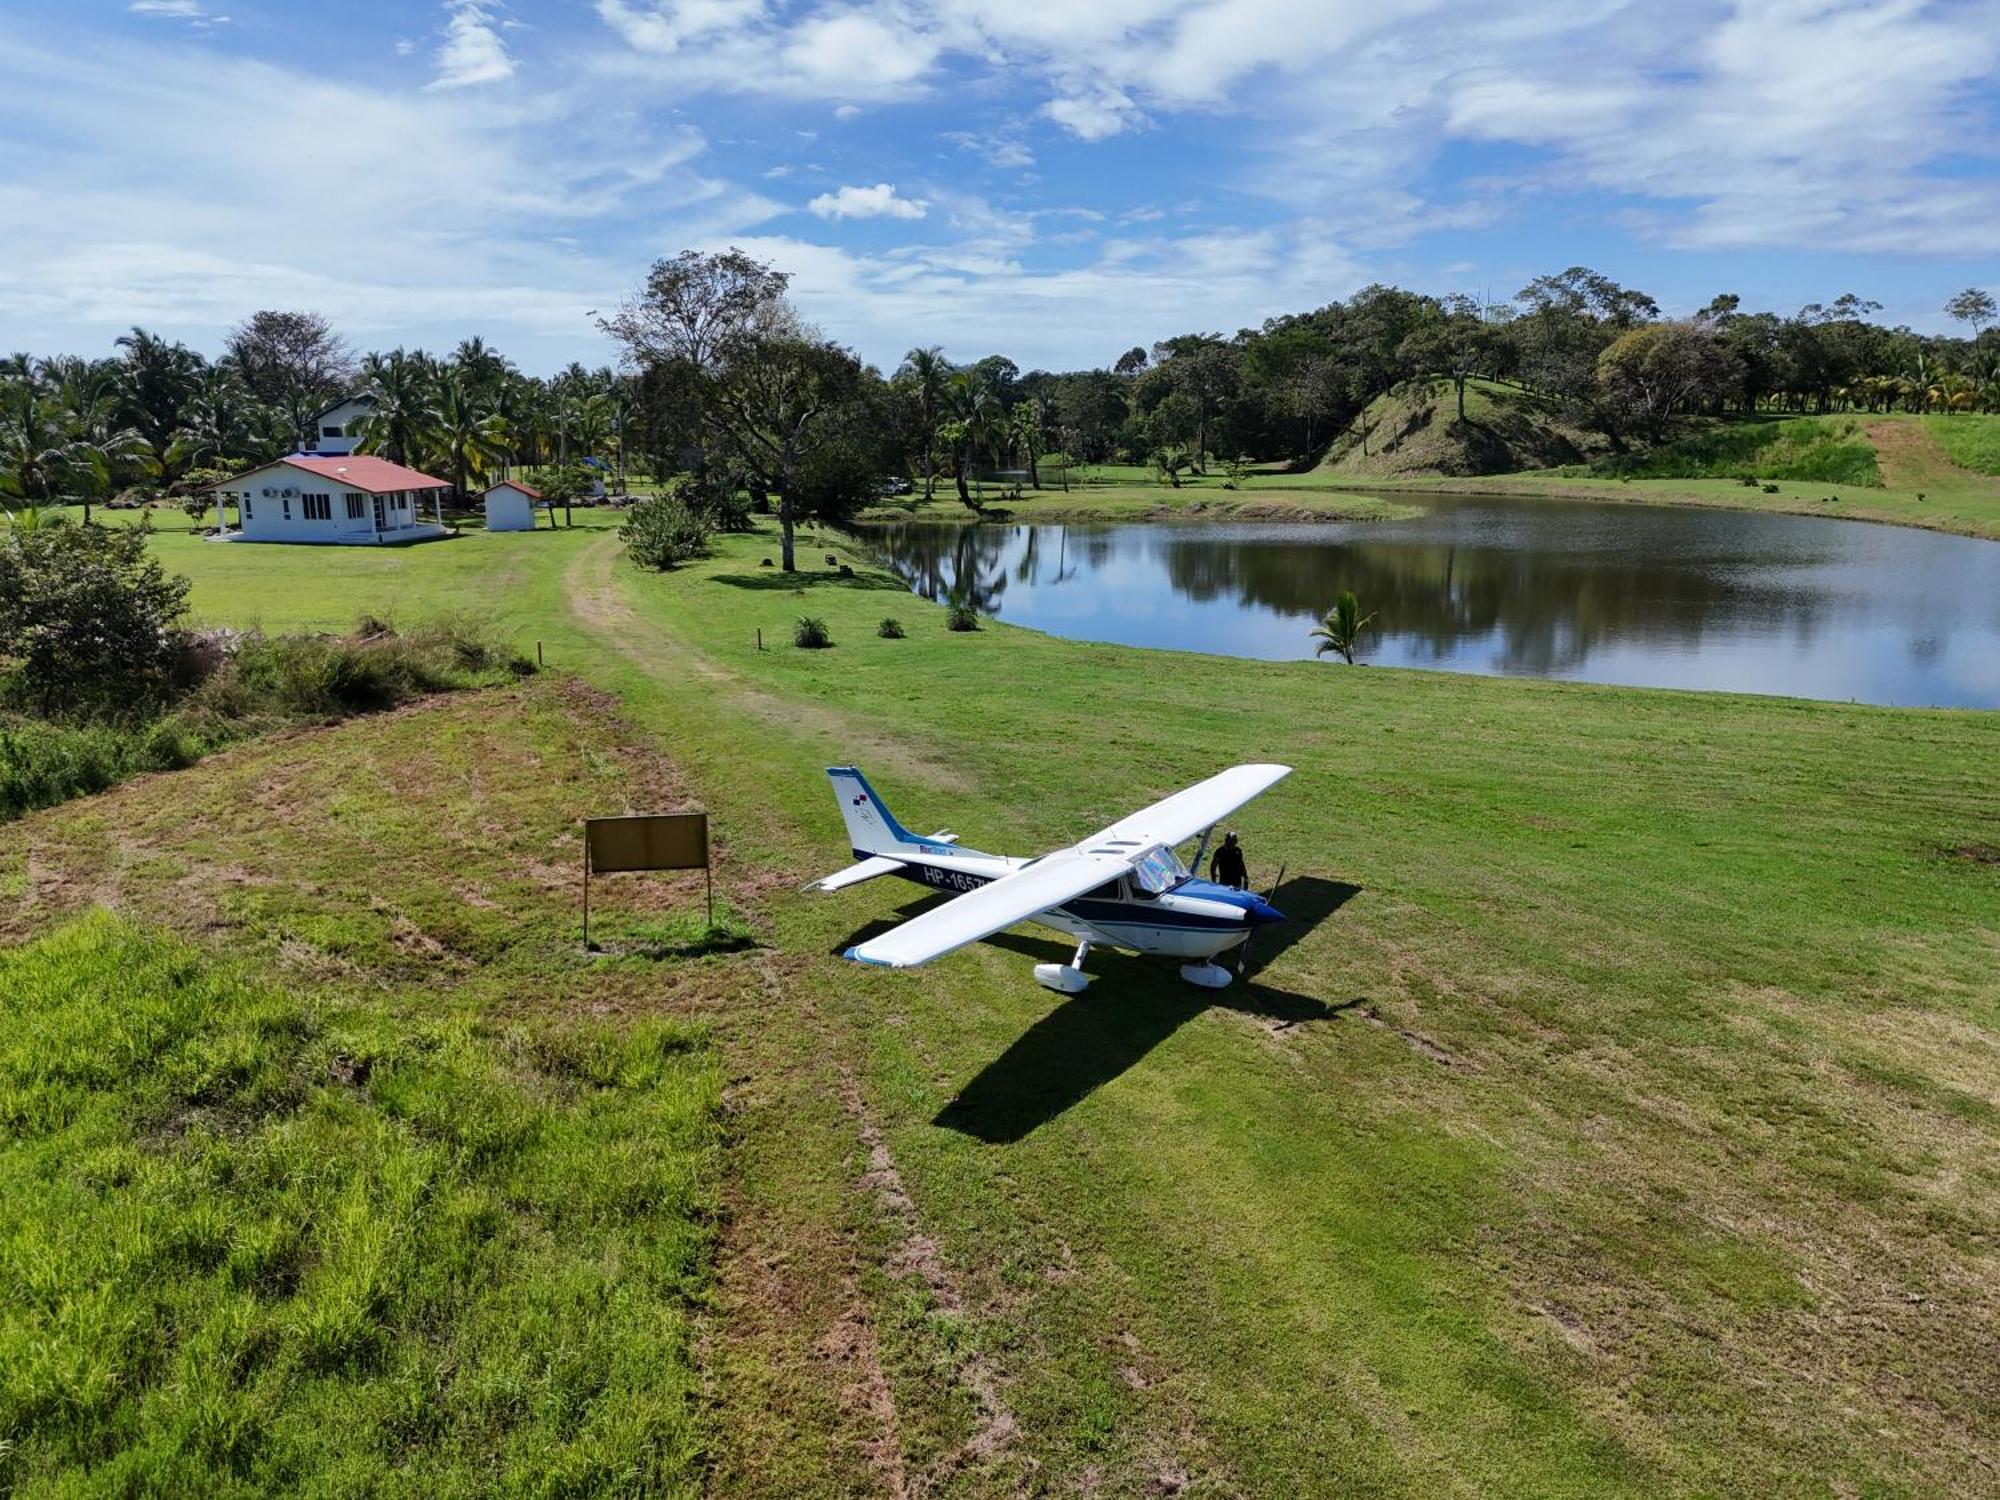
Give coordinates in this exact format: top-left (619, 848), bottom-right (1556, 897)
top-left (863, 495), bottom-right (2000, 708)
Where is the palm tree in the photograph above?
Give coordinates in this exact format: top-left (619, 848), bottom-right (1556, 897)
top-left (896, 346), bottom-right (951, 500)
top-left (1310, 590), bottom-right (1378, 664)
top-left (0, 381), bottom-right (69, 505)
top-left (59, 395), bottom-right (156, 522)
top-left (432, 369), bottom-right (508, 505)
top-left (164, 367), bottom-right (254, 477)
top-left (1010, 397), bottom-right (1047, 489)
top-left (354, 350), bottom-right (437, 467)
top-left (943, 369), bottom-right (1001, 507)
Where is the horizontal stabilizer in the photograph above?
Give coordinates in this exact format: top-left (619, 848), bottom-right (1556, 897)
top-left (810, 854), bottom-right (907, 893)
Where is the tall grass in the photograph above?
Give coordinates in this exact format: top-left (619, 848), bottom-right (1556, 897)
top-left (0, 914), bottom-right (719, 1494)
top-left (0, 619), bottom-right (527, 822)
top-left (1924, 413), bottom-right (2000, 475)
top-left (1595, 416), bottom-right (1882, 485)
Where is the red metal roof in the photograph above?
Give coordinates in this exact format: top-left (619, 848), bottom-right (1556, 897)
top-left (278, 455), bottom-right (450, 493)
top-left (486, 480), bottom-right (542, 500)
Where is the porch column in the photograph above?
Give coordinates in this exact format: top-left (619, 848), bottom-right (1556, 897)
top-left (214, 489), bottom-right (226, 534)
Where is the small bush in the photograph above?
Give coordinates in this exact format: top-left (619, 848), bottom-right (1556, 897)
top-left (1762, 483), bottom-right (1780, 493)
top-left (793, 616), bottom-right (832, 649)
top-left (877, 617), bottom-right (905, 639)
top-left (621, 494), bottom-right (712, 570)
top-left (946, 605), bottom-right (980, 632)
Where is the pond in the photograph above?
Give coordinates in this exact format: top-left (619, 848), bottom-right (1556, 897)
top-left (862, 495), bottom-right (2000, 708)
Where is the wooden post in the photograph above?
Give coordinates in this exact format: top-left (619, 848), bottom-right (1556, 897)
top-left (581, 844), bottom-right (591, 951)
top-left (756, 628), bottom-right (763, 651)
top-left (537, 640), bottom-right (544, 667)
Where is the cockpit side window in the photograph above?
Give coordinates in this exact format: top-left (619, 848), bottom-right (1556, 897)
top-left (1130, 846), bottom-right (1185, 897)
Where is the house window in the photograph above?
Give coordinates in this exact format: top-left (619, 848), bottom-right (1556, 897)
top-left (322, 425), bottom-right (344, 438)
top-left (282, 496), bottom-right (291, 520)
top-left (344, 492), bottom-right (365, 519)
top-left (242, 495), bottom-right (253, 521)
top-left (302, 493), bottom-right (332, 521)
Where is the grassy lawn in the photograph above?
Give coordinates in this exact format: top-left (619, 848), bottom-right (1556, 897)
top-left (10, 500), bottom-right (1998, 1493)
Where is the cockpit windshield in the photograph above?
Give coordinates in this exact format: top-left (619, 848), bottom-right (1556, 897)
top-left (1130, 845), bottom-right (1186, 896)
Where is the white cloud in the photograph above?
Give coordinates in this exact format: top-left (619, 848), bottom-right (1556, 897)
top-left (128, 0), bottom-right (229, 25)
top-left (0, 30), bottom-right (782, 368)
top-left (808, 182), bottom-right (929, 220)
top-left (1043, 87), bottom-right (1143, 141)
top-left (595, 0), bottom-right (768, 54)
top-left (430, 1), bottom-right (516, 90)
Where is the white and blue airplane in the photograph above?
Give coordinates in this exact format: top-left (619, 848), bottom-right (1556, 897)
top-left (813, 764), bottom-right (1291, 992)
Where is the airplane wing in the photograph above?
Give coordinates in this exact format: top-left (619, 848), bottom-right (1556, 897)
top-left (845, 846), bottom-right (1125, 969)
top-left (1086, 763), bottom-right (1292, 849)
top-left (842, 765), bottom-right (1291, 971)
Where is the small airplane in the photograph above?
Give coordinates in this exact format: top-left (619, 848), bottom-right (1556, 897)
top-left (813, 764), bottom-right (1291, 992)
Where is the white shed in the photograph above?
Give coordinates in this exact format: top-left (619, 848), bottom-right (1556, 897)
top-left (483, 480), bottom-right (541, 532)
top-left (209, 455), bottom-right (451, 545)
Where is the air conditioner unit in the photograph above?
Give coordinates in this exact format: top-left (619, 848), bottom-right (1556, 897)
top-left (281, 486), bottom-right (299, 498)
top-left (261, 486), bottom-right (276, 497)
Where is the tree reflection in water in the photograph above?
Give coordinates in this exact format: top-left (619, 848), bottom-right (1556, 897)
top-left (861, 497), bottom-right (2000, 708)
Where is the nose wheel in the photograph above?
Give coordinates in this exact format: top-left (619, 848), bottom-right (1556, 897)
top-left (1033, 938), bottom-right (1092, 994)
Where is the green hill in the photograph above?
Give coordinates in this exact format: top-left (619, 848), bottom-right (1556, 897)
top-left (1319, 378), bottom-right (1597, 478)
top-left (1591, 414), bottom-right (1882, 486)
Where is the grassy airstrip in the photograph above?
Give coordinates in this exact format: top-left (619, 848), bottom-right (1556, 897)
top-left (4, 506), bottom-right (1998, 1495)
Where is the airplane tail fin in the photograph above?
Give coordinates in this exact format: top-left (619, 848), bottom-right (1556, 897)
top-left (827, 767), bottom-right (920, 856)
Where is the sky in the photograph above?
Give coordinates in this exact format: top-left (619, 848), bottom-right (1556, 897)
top-left (1, 0), bottom-right (1996, 375)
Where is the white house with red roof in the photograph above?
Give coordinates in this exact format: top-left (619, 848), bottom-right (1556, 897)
top-left (210, 455), bottom-right (452, 545)
top-left (481, 479), bottom-right (541, 531)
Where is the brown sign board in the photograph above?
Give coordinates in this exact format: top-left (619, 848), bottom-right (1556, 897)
top-left (585, 812), bottom-right (709, 874)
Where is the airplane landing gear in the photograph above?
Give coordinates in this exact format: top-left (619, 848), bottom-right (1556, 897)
top-left (1033, 939), bottom-right (1092, 994)
top-left (1180, 961), bottom-right (1234, 989)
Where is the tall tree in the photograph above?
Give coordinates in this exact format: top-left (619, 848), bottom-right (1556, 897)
top-left (894, 346), bottom-right (952, 499)
top-left (1946, 287), bottom-right (1997, 339)
top-left (709, 315), bottom-right (865, 571)
top-left (225, 311), bottom-right (352, 451)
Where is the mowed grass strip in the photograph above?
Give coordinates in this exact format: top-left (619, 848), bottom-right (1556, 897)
top-left (592, 527), bottom-right (2000, 1496)
top-left (0, 914), bottom-right (719, 1498)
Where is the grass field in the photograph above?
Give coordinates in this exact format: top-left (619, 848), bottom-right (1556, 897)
top-left (9, 512), bottom-right (1991, 1494)
top-left (0, 677), bottom-right (753, 1496)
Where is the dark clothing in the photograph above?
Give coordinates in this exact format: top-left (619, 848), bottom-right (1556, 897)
top-left (1210, 844), bottom-right (1248, 889)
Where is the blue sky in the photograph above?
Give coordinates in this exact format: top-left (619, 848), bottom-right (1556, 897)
top-left (2, 0), bottom-right (1996, 374)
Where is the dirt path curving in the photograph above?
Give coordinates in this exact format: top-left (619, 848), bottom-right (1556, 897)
top-left (562, 534), bottom-right (970, 798)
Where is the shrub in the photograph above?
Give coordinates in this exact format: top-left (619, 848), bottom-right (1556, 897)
top-left (945, 604), bottom-right (980, 632)
top-left (622, 494), bottom-right (712, 570)
top-left (0, 516), bottom-right (190, 721)
top-left (877, 617), bottom-right (905, 639)
top-left (793, 616), bottom-right (832, 649)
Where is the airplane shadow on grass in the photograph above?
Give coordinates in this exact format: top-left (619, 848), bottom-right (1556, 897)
top-left (834, 875), bottom-right (1361, 1145)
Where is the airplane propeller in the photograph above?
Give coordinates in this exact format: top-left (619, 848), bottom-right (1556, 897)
top-left (1237, 861), bottom-right (1286, 976)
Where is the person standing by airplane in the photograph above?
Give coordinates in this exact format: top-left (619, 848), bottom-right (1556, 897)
top-left (1209, 831), bottom-right (1249, 889)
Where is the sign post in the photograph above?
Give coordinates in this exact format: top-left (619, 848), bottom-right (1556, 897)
top-left (582, 811), bottom-right (711, 950)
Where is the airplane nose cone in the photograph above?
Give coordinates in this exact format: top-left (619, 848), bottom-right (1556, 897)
top-left (1250, 898), bottom-right (1285, 926)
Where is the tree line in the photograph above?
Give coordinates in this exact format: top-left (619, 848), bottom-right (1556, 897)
top-left (0, 313), bottom-right (637, 518)
top-left (5, 261), bottom-right (1995, 551)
